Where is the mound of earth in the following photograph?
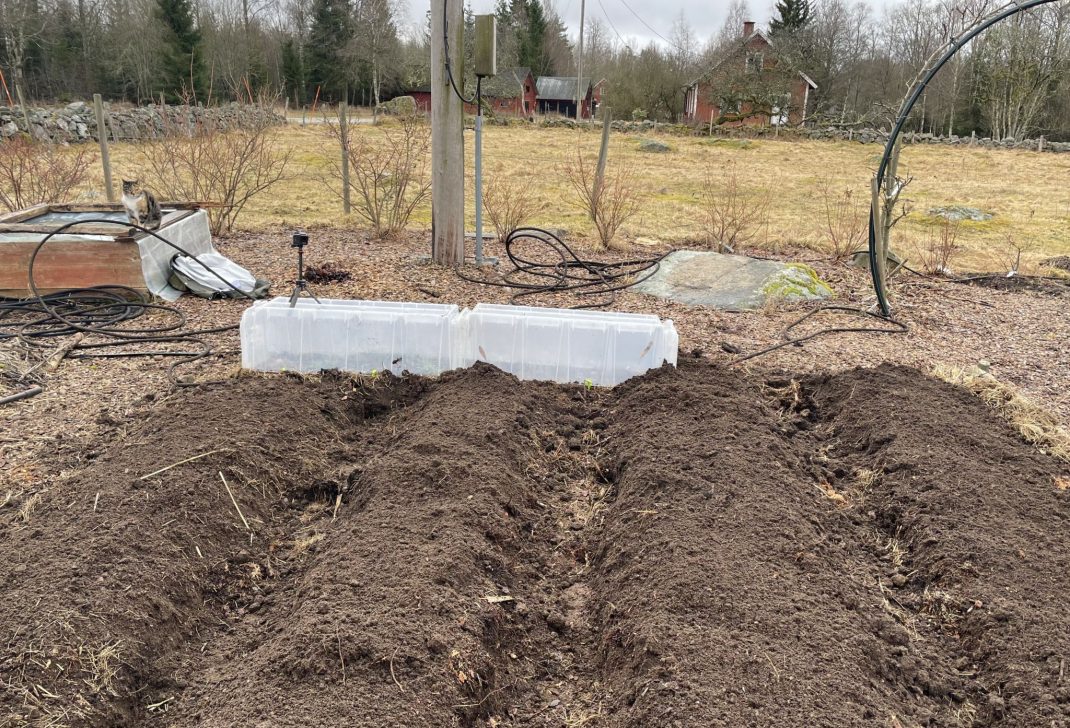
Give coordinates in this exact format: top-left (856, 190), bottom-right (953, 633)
top-left (1, 360), bottom-right (1068, 727)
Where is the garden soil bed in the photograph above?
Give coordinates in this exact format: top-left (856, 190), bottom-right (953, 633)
top-left (2, 359), bottom-right (1068, 727)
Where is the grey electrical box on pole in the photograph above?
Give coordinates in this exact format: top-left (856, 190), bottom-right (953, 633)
top-left (474, 15), bottom-right (497, 78)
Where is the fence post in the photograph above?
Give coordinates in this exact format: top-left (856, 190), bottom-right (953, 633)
top-left (15, 83), bottom-right (32, 134)
top-left (93, 94), bottom-right (116, 203)
top-left (339, 101), bottom-right (351, 214)
top-left (709, 109), bottom-right (714, 137)
top-left (592, 107), bottom-right (611, 213)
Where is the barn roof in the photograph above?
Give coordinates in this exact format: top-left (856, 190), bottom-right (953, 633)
top-left (481, 67), bottom-right (533, 98)
top-left (536, 76), bottom-right (592, 101)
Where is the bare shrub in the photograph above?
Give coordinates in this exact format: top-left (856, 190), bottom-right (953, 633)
top-left (134, 108), bottom-right (292, 235)
top-left (325, 113), bottom-right (431, 240)
top-left (700, 162), bottom-right (770, 253)
top-left (989, 234), bottom-right (1038, 276)
top-left (562, 147), bottom-right (641, 250)
top-left (819, 181), bottom-right (868, 261)
top-left (0, 135), bottom-right (93, 212)
top-left (909, 219), bottom-right (961, 275)
top-left (481, 165), bottom-right (549, 243)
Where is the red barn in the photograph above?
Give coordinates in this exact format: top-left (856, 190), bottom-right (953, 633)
top-left (406, 67), bottom-right (537, 118)
top-left (684, 21), bottom-right (816, 127)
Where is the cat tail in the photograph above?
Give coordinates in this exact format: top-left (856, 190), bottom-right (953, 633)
top-left (145, 195), bottom-right (163, 230)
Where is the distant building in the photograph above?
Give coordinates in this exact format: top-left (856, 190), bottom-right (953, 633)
top-left (535, 77), bottom-right (603, 119)
top-left (406, 67), bottom-right (537, 118)
top-left (683, 21), bottom-right (816, 127)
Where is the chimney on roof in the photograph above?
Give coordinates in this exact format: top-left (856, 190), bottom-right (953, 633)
top-left (743, 20), bottom-right (755, 36)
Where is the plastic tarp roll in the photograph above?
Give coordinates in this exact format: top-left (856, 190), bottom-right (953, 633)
top-left (137, 210), bottom-right (216, 300)
top-left (171, 252), bottom-right (259, 296)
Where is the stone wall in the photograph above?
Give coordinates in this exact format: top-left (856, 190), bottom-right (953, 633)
top-left (501, 114), bottom-right (1070, 153)
top-left (0, 102), bottom-right (285, 144)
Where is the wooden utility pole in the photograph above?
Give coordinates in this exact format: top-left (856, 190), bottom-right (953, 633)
top-left (93, 94), bottom-right (116, 203)
top-left (339, 100), bottom-right (351, 214)
top-left (592, 106), bottom-right (611, 210)
top-left (431, 0), bottom-right (465, 266)
top-left (575, 0), bottom-right (585, 120)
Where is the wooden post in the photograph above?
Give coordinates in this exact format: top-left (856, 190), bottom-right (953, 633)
top-left (339, 101), bottom-right (351, 214)
top-left (575, 0), bottom-right (585, 120)
top-left (15, 83), bottom-right (31, 135)
top-left (93, 94), bottom-right (116, 203)
top-left (284, 97), bottom-right (290, 123)
top-left (431, 0), bottom-right (465, 266)
top-left (709, 109), bottom-right (714, 137)
top-left (591, 106), bottom-right (611, 214)
top-left (1038, 135), bottom-right (1045, 153)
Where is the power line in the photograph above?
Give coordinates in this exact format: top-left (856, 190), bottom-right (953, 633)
top-left (595, 0), bottom-right (636, 52)
top-left (615, 0), bottom-right (685, 52)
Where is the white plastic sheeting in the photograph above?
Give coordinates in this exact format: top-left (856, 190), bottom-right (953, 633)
top-left (171, 252), bottom-right (258, 295)
top-left (136, 210), bottom-right (215, 300)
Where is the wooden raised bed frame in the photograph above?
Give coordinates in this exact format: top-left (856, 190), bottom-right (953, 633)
top-left (0, 202), bottom-right (201, 298)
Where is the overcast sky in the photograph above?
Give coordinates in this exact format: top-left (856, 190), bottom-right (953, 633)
top-left (399, 0), bottom-right (776, 51)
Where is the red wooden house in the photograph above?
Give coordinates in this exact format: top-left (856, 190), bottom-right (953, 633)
top-left (407, 67), bottom-right (537, 118)
top-left (684, 21), bottom-right (816, 127)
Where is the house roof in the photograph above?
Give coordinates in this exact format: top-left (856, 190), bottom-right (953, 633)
top-left (686, 27), bottom-right (818, 91)
top-left (536, 76), bottom-right (592, 101)
top-left (480, 67), bottom-right (533, 98)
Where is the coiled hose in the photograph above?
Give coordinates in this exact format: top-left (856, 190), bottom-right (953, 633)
top-left (455, 227), bottom-right (670, 308)
top-left (1, 218), bottom-right (255, 388)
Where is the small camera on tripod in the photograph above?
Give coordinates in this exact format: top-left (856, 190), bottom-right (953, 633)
top-left (288, 230), bottom-right (319, 307)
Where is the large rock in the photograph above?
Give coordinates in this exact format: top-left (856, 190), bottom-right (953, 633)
top-left (633, 250), bottom-right (833, 310)
top-left (929, 205), bottom-right (993, 222)
top-left (638, 138), bottom-right (671, 153)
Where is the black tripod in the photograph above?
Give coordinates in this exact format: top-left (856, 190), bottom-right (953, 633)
top-left (288, 230), bottom-right (320, 307)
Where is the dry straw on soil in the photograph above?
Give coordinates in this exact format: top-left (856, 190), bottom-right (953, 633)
top-left (932, 363), bottom-right (1070, 462)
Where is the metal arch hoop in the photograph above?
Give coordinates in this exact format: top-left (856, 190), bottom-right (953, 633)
top-left (868, 0), bottom-right (1059, 316)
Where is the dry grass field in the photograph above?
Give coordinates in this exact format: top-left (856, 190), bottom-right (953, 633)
top-left (89, 117), bottom-right (1070, 271)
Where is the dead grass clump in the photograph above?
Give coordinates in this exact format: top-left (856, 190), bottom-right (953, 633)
top-left (17, 491), bottom-right (42, 523)
top-left (932, 364), bottom-right (1070, 462)
top-left (481, 165), bottom-right (549, 244)
top-left (325, 113), bottom-right (431, 240)
top-left (562, 146), bottom-right (641, 251)
top-left (135, 108), bottom-right (292, 235)
top-left (0, 135), bottom-right (93, 211)
top-left (818, 181), bottom-right (868, 261)
top-left (79, 640), bottom-right (124, 695)
top-left (699, 162), bottom-right (770, 253)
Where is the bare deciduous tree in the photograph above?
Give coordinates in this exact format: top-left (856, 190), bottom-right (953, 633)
top-left (0, 136), bottom-right (93, 212)
top-left (562, 146), bottom-right (640, 251)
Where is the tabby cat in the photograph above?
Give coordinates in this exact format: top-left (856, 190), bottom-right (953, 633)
top-left (121, 179), bottom-right (162, 231)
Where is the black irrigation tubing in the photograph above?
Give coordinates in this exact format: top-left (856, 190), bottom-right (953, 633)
top-left (730, 305), bottom-right (910, 366)
top-left (0, 218), bottom-right (256, 389)
top-left (868, 0), bottom-right (1059, 316)
top-left (455, 226), bottom-right (671, 308)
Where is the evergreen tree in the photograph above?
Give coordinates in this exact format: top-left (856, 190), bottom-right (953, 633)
top-left (768, 0), bottom-right (811, 35)
top-left (305, 0), bottom-right (352, 101)
top-left (516, 0), bottom-right (548, 74)
top-left (155, 0), bottom-right (205, 101)
top-left (281, 38), bottom-right (305, 105)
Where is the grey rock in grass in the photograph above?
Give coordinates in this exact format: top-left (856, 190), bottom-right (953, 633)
top-left (928, 205), bottom-right (993, 222)
top-left (638, 138), bottom-right (672, 153)
top-left (633, 250), bottom-right (833, 310)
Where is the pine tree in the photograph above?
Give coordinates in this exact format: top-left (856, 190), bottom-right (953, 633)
top-left (281, 38), bottom-right (305, 105)
top-left (305, 0), bottom-right (353, 102)
top-left (156, 0), bottom-right (205, 101)
top-left (768, 0), bottom-right (811, 35)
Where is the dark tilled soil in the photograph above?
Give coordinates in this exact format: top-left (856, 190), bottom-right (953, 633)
top-left (1, 361), bottom-right (1068, 727)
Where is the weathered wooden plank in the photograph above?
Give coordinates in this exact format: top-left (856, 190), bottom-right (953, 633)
top-left (0, 240), bottom-right (145, 297)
